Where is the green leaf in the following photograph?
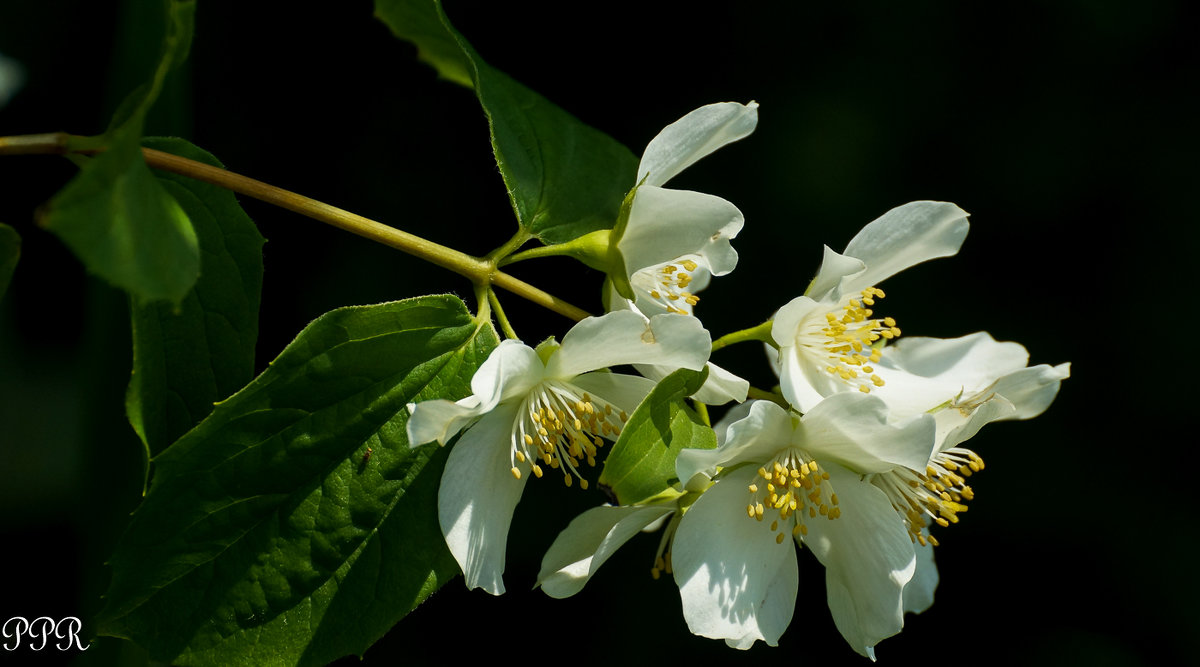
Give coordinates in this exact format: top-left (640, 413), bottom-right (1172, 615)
top-left (599, 368), bottom-right (716, 505)
top-left (40, 0), bottom-right (199, 304)
top-left (98, 296), bottom-right (499, 667)
top-left (371, 0), bottom-right (470, 87)
top-left (125, 137), bottom-right (265, 460)
top-left (0, 223), bottom-right (19, 300)
top-left (375, 0), bottom-right (638, 244)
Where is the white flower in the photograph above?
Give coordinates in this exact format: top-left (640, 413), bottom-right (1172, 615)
top-left (605, 101), bottom-right (759, 318)
top-left (861, 332), bottom-right (1070, 548)
top-left (593, 101), bottom-right (759, 405)
top-left (770, 200), bottom-right (970, 412)
top-left (670, 396), bottom-right (936, 655)
top-left (406, 310), bottom-right (711, 594)
top-left (786, 331), bottom-right (1067, 630)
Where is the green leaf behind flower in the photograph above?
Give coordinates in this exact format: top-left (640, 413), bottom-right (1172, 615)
top-left (99, 295), bottom-right (498, 667)
top-left (600, 367), bottom-right (716, 505)
top-left (0, 223), bottom-right (19, 300)
top-left (40, 0), bottom-right (199, 304)
top-left (375, 0), bottom-right (638, 245)
top-left (125, 137), bottom-right (265, 461)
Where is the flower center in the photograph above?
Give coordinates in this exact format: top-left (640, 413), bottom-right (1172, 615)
top-left (745, 449), bottom-right (840, 545)
top-left (511, 381), bottom-right (628, 489)
top-left (632, 258), bottom-right (701, 315)
top-left (800, 287), bottom-right (899, 394)
top-left (870, 448), bottom-right (984, 547)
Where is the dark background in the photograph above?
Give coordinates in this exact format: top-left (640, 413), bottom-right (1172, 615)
top-left (0, 1), bottom-right (1195, 665)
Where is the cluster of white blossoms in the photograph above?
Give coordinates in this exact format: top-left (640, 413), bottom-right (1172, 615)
top-left (408, 101), bottom-right (1069, 656)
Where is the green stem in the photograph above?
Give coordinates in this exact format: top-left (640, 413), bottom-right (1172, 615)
top-left (746, 386), bottom-right (789, 408)
top-left (692, 400), bottom-right (710, 427)
top-left (0, 133), bottom-right (596, 322)
top-left (711, 320), bottom-right (776, 353)
top-left (501, 242), bottom-right (574, 266)
top-left (486, 228), bottom-right (533, 263)
top-left (472, 282), bottom-right (491, 323)
top-left (488, 289), bottom-right (519, 340)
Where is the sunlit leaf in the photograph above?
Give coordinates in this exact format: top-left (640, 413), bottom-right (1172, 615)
top-left (99, 295), bottom-right (498, 667)
top-left (375, 0), bottom-right (638, 244)
top-left (600, 367), bottom-right (716, 505)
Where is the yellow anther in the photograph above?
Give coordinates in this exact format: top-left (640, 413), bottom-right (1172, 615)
top-left (681, 259), bottom-right (698, 271)
top-left (776, 532), bottom-right (786, 544)
top-left (531, 464), bottom-right (543, 478)
top-left (511, 467), bottom-right (522, 479)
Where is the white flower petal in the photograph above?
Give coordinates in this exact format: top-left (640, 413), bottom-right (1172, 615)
top-left (637, 101), bottom-right (759, 187)
top-left (989, 362), bottom-right (1071, 420)
top-left (934, 393), bottom-right (1016, 452)
top-left (537, 504), bottom-right (674, 598)
top-left (771, 295), bottom-right (848, 412)
top-left (406, 339), bottom-right (545, 446)
top-left (872, 332), bottom-right (1031, 417)
top-left (902, 541), bottom-right (938, 615)
top-left (776, 342), bottom-right (844, 414)
top-left (712, 399), bottom-right (756, 448)
top-left (618, 185), bottom-right (743, 277)
top-left (437, 402), bottom-right (526, 595)
top-left (673, 467), bottom-right (797, 649)
top-left (405, 394), bottom-right (486, 446)
top-left (689, 361), bottom-right (750, 405)
top-left (799, 393), bottom-right (937, 474)
top-left (806, 245), bottom-right (867, 299)
top-left (676, 400), bottom-right (793, 488)
top-left (803, 464), bottom-right (916, 657)
top-left (839, 201), bottom-right (970, 294)
top-left (547, 311), bottom-right (711, 379)
top-left (470, 339), bottom-right (546, 406)
top-left (931, 362), bottom-right (1069, 451)
top-left (770, 295), bottom-right (821, 348)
